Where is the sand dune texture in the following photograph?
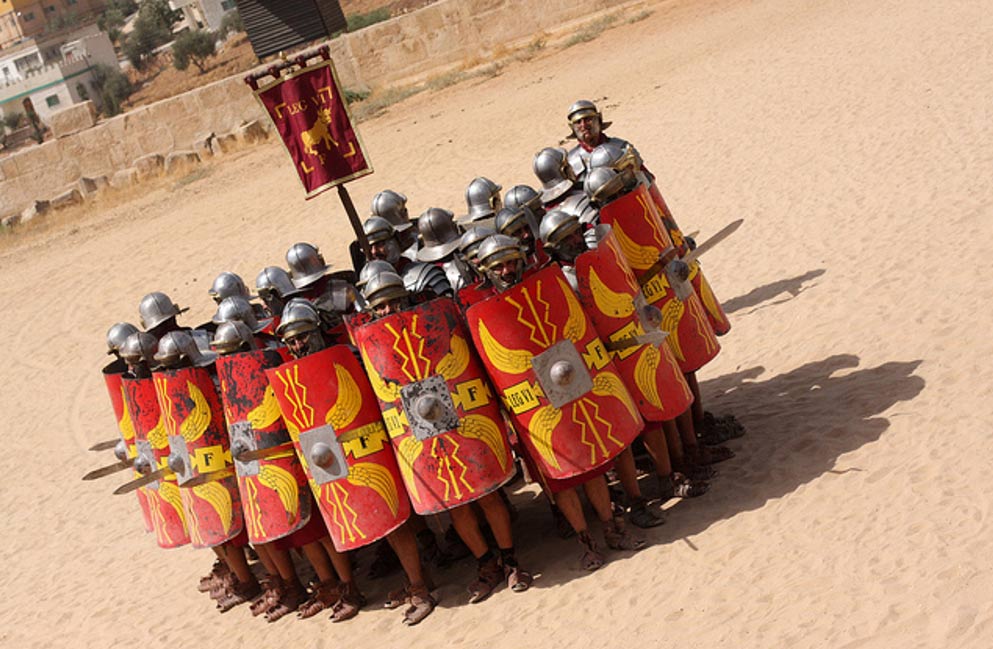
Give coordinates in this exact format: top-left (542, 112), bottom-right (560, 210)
top-left (1, 0), bottom-right (990, 646)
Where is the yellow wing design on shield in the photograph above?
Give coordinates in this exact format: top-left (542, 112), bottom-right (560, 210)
top-left (147, 417), bottom-right (168, 450)
top-left (258, 464), bottom-right (300, 521)
top-left (612, 222), bottom-right (660, 271)
top-left (559, 278), bottom-right (588, 343)
top-left (327, 364), bottom-right (362, 430)
top-left (476, 320), bottom-right (534, 375)
top-left (157, 480), bottom-right (187, 527)
top-left (193, 480), bottom-right (233, 535)
top-left (459, 414), bottom-right (509, 472)
top-left (347, 462), bottom-right (400, 517)
top-left (360, 345), bottom-right (402, 403)
top-left (248, 386), bottom-right (282, 430)
top-left (180, 380), bottom-right (211, 444)
top-left (593, 371), bottom-right (640, 423)
top-left (634, 346), bottom-right (664, 411)
top-left (436, 333), bottom-right (471, 382)
top-left (660, 299), bottom-right (685, 362)
top-left (395, 436), bottom-right (423, 504)
top-left (528, 405), bottom-right (562, 471)
top-left (589, 267), bottom-right (635, 318)
top-left (118, 386), bottom-right (136, 443)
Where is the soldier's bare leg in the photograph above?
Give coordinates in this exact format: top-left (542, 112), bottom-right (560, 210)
top-left (554, 487), bottom-right (605, 571)
top-left (298, 538), bottom-right (358, 620)
top-left (614, 446), bottom-right (666, 528)
top-left (684, 371), bottom-right (745, 443)
top-left (300, 540), bottom-right (338, 584)
top-left (386, 524), bottom-right (435, 625)
top-left (676, 405), bottom-right (734, 468)
top-left (450, 504), bottom-right (504, 603)
top-left (583, 474), bottom-right (646, 552)
top-left (214, 542), bottom-right (261, 612)
top-left (477, 492), bottom-right (532, 593)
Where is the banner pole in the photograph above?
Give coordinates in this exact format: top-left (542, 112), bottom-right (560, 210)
top-left (338, 184), bottom-right (372, 260)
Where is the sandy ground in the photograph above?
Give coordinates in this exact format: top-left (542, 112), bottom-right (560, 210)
top-left (2, 0), bottom-right (992, 646)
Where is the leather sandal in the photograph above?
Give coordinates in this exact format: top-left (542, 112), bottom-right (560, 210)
top-left (402, 584), bottom-right (436, 626)
top-left (578, 531), bottom-right (605, 571)
top-left (604, 516), bottom-right (647, 551)
top-left (264, 582), bottom-right (306, 623)
top-left (505, 564), bottom-right (533, 592)
top-left (250, 577), bottom-right (282, 617)
top-left (216, 578), bottom-right (261, 613)
top-left (627, 497), bottom-right (666, 528)
top-left (467, 556), bottom-right (504, 604)
top-left (329, 581), bottom-right (365, 623)
top-left (659, 472), bottom-right (709, 502)
top-left (297, 580), bottom-right (340, 619)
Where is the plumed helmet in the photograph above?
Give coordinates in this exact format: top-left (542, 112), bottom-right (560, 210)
top-left (255, 266), bottom-right (299, 299)
top-left (119, 331), bottom-right (157, 366)
top-left (362, 271), bottom-right (409, 310)
top-left (106, 322), bottom-right (139, 355)
top-left (208, 271), bottom-right (253, 302)
top-left (154, 330), bottom-right (216, 368)
top-left (584, 166), bottom-right (629, 205)
top-left (504, 184), bottom-right (543, 214)
top-left (539, 209), bottom-right (582, 250)
top-left (286, 242), bottom-right (332, 289)
top-left (363, 216), bottom-right (398, 245)
top-left (357, 259), bottom-right (396, 289)
top-left (402, 262), bottom-right (453, 299)
top-left (210, 320), bottom-right (257, 355)
top-left (460, 225), bottom-right (496, 263)
top-left (533, 147), bottom-right (576, 203)
top-left (476, 234), bottom-right (527, 272)
top-left (138, 292), bottom-right (184, 331)
top-left (370, 190), bottom-right (412, 230)
top-left (212, 295), bottom-right (268, 333)
top-left (589, 140), bottom-right (642, 173)
top-left (276, 298), bottom-right (321, 339)
top-left (566, 99), bottom-right (611, 133)
top-left (465, 177), bottom-right (503, 221)
top-left (416, 207), bottom-right (462, 262)
top-left (495, 206), bottom-right (530, 237)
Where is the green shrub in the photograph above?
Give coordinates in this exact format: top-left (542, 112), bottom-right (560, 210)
top-left (91, 63), bottom-right (134, 116)
top-left (219, 10), bottom-right (244, 38)
top-left (172, 30), bottom-right (217, 73)
top-left (346, 8), bottom-right (390, 32)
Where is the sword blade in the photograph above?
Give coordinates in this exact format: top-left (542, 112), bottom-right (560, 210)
top-left (88, 438), bottom-right (120, 452)
top-left (234, 443), bottom-right (296, 463)
top-left (82, 458), bottom-right (134, 481)
top-left (113, 468), bottom-right (170, 495)
top-left (604, 330), bottom-right (669, 353)
top-left (683, 218), bottom-right (744, 265)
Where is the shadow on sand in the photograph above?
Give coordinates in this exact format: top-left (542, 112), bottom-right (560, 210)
top-left (722, 269), bottom-right (826, 315)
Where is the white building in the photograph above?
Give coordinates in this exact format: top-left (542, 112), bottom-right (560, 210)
top-left (170, 0), bottom-right (238, 33)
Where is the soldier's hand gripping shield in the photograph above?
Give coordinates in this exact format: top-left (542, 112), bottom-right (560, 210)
top-left (216, 348), bottom-right (312, 545)
top-left (352, 298), bottom-right (515, 515)
top-left (153, 366), bottom-right (245, 548)
top-left (574, 227), bottom-right (694, 421)
top-left (122, 376), bottom-right (191, 549)
top-left (465, 264), bottom-right (644, 480)
top-left (595, 182), bottom-right (720, 374)
top-left (265, 345), bottom-right (411, 552)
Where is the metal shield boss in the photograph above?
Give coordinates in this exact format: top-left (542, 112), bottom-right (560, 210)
top-left (646, 181), bottom-right (731, 336)
top-left (352, 298), bottom-right (515, 515)
top-left (216, 349), bottom-right (311, 545)
top-left (574, 229), bottom-right (694, 421)
top-left (153, 366), bottom-right (244, 548)
top-left (598, 184), bottom-right (720, 374)
top-left (103, 362), bottom-right (153, 533)
top-left (465, 264), bottom-right (644, 481)
top-left (122, 377), bottom-right (191, 549)
top-left (265, 345), bottom-right (411, 552)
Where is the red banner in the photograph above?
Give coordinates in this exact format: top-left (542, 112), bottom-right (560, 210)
top-left (252, 58), bottom-right (372, 198)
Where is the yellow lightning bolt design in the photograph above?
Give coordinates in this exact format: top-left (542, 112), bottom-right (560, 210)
top-left (275, 366), bottom-right (315, 430)
top-left (505, 282), bottom-right (555, 348)
top-left (147, 491), bottom-right (171, 546)
top-left (326, 482), bottom-right (364, 545)
top-left (432, 436), bottom-right (473, 502)
top-left (243, 478), bottom-right (265, 540)
top-left (636, 193), bottom-right (671, 250)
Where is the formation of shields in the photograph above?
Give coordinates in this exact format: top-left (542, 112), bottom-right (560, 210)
top-left (87, 100), bottom-right (746, 626)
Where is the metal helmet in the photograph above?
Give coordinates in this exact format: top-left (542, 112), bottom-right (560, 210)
top-left (402, 262), bottom-right (453, 299)
top-left (275, 298), bottom-right (321, 339)
top-left (566, 99), bottom-right (611, 135)
top-left (533, 147), bottom-right (576, 204)
top-left (357, 259), bottom-right (395, 289)
top-left (589, 140), bottom-right (642, 173)
top-left (504, 184), bottom-right (543, 214)
top-left (477, 234), bottom-right (527, 291)
top-left (119, 331), bottom-right (157, 366)
top-left (370, 190), bottom-right (412, 229)
top-left (255, 266), bottom-right (298, 299)
top-left (208, 271), bottom-right (253, 303)
top-left (210, 320), bottom-right (257, 355)
top-left (416, 207), bottom-right (462, 262)
top-left (138, 291), bottom-right (184, 331)
top-left (460, 224), bottom-right (496, 265)
top-left (106, 322), bottom-right (139, 355)
top-left (362, 271), bottom-right (410, 311)
top-left (465, 177), bottom-right (503, 222)
top-left (286, 242), bottom-right (332, 290)
top-left (495, 206), bottom-right (530, 238)
top-left (584, 166), bottom-right (631, 205)
top-left (363, 216), bottom-right (398, 245)
top-left (212, 295), bottom-right (268, 333)
top-left (154, 330), bottom-right (216, 368)
top-left (540, 210), bottom-right (582, 247)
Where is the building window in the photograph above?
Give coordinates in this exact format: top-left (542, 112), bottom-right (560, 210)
top-left (23, 11), bottom-right (35, 20)
top-left (221, 0), bottom-right (237, 10)
top-left (45, 94), bottom-right (60, 108)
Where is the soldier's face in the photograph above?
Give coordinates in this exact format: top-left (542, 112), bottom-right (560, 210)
top-left (371, 297), bottom-right (407, 319)
top-left (507, 224), bottom-right (535, 254)
top-left (370, 238), bottom-right (401, 265)
top-left (572, 115), bottom-right (601, 146)
top-left (558, 229), bottom-right (588, 262)
top-left (487, 258), bottom-right (523, 291)
top-left (284, 329), bottom-right (321, 358)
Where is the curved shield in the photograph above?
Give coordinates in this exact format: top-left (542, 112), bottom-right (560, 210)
top-left (574, 230), bottom-right (694, 421)
top-left (153, 366), bottom-right (244, 548)
top-left (457, 280), bottom-right (494, 310)
top-left (646, 181), bottom-right (731, 335)
top-left (103, 361), bottom-right (154, 533)
top-left (352, 298), bottom-right (515, 514)
top-left (465, 264), bottom-right (644, 480)
top-left (265, 345), bottom-right (411, 552)
top-left (598, 184), bottom-right (720, 373)
top-left (122, 376), bottom-right (190, 549)
top-left (216, 348), bottom-right (312, 544)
